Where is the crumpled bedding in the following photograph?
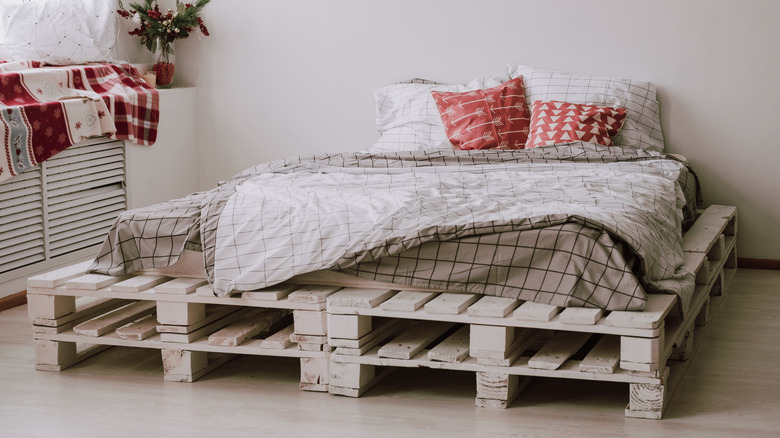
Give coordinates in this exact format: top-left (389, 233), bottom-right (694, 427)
top-left (89, 143), bottom-right (699, 316)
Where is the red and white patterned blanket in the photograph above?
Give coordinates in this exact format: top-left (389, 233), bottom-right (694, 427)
top-left (0, 60), bottom-right (159, 183)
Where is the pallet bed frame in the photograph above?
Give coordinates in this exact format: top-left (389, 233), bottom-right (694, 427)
top-left (26, 205), bottom-right (737, 419)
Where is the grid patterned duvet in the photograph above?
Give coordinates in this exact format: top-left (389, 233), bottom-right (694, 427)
top-left (89, 143), bottom-right (699, 316)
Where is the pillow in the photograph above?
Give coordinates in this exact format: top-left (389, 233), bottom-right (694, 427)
top-left (0, 0), bottom-right (118, 65)
top-left (527, 100), bottom-right (627, 148)
top-left (371, 76), bottom-right (507, 153)
top-left (508, 64), bottom-right (664, 152)
top-left (431, 76), bottom-right (530, 150)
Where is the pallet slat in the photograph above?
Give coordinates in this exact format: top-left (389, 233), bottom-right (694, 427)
top-left (207, 309), bottom-right (288, 347)
top-left (155, 278), bottom-right (208, 295)
top-left (27, 260), bottom-right (93, 288)
top-left (377, 321), bottom-right (455, 360)
top-left (379, 291), bottom-right (436, 312)
top-left (73, 301), bottom-right (156, 337)
top-left (427, 325), bottom-right (470, 363)
top-left (112, 275), bottom-right (169, 293)
top-left (514, 302), bottom-right (561, 321)
top-left (559, 307), bottom-right (605, 325)
top-left (116, 315), bottom-right (159, 341)
top-left (467, 296), bottom-right (520, 318)
top-left (327, 288), bottom-right (395, 309)
top-left (579, 335), bottom-right (620, 374)
top-left (241, 284), bottom-right (299, 301)
top-left (424, 293), bottom-right (479, 315)
top-left (288, 286), bottom-right (341, 304)
top-left (527, 331), bottom-right (591, 371)
top-left (605, 295), bottom-right (676, 330)
top-left (66, 273), bottom-right (126, 291)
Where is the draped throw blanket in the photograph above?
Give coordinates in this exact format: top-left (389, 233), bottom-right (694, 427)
top-left (0, 60), bottom-right (159, 183)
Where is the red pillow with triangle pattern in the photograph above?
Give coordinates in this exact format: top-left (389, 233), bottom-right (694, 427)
top-left (431, 76), bottom-right (530, 150)
top-left (527, 100), bottom-right (628, 148)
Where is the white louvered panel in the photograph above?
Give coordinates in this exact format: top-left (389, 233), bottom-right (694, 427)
top-left (0, 138), bottom-right (125, 283)
top-left (45, 140), bottom-right (126, 260)
top-left (49, 217), bottom-right (117, 243)
top-left (0, 168), bottom-right (40, 195)
top-left (47, 156), bottom-right (125, 184)
top-left (46, 161), bottom-right (125, 185)
top-left (47, 172), bottom-right (125, 199)
top-left (0, 192), bottom-right (41, 210)
top-left (48, 188), bottom-right (126, 219)
top-left (49, 231), bottom-right (110, 258)
top-left (0, 216), bottom-right (43, 235)
top-left (0, 199), bottom-right (43, 219)
top-left (48, 201), bottom-right (125, 229)
top-left (45, 145), bottom-right (124, 170)
top-left (0, 185), bottom-right (40, 200)
top-left (46, 155), bottom-right (124, 182)
top-left (48, 141), bottom-right (123, 160)
top-left (49, 214), bottom-right (121, 250)
top-left (0, 203), bottom-right (44, 229)
top-left (48, 184), bottom-right (124, 205)
top-left (0, 227), bottom-right (45, 251)
top-left (0, 167), bottom-right (43, 269)
top-left (49, 207), bottom-right (124, 232)
top-left (0, 246), bottom-right (45, 275)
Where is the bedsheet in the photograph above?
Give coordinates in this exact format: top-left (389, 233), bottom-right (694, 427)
top-left (0, 61), bottom-right (159, 183)
top-left (89, 143), bottom-right (699, 316)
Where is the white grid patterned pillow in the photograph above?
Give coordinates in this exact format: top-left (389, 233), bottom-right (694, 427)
top-left (508, 64), bottom-right (664, 152)
top-left (0, 0), bottom-right (118, 65)
top-left (371, 76), bottom-right (507, 152)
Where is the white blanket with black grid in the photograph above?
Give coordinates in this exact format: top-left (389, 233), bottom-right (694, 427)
top-left (89, 144), bottom-right (697, 316)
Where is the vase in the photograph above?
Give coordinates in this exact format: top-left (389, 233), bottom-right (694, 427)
top-left (153, 62), bottom-right (175, 87)
top-left (153, 38), bottom-right (175, 88)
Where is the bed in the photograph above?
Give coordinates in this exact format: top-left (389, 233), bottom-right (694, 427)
top-left (26, 64), bottom-right (737, 419)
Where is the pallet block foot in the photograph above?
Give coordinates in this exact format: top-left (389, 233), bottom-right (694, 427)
top-left (625, 382), bottom-right (667, 419)
top-left (328, 361), bottom-right (392, 397)
top-left (625, 366), bottom-right (671, 419)
top-left (161, 349), bottom-right (234, 382)
top-left (34, 339), bottom-right (110, 372)
top-left (475, 372), bottom-right (530, 409)
top-left (300, 357), bottom-right (329, 392)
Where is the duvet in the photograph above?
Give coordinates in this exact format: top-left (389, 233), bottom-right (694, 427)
top-left (89, 143), bottom-right (698, 316)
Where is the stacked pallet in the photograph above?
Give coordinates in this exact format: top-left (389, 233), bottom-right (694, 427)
top-left (26, 205), bottom-right (737, 418)
top-left (27, 268), bottom-right (337, 390)
top-left (326, 205), bottom-right (737, 419)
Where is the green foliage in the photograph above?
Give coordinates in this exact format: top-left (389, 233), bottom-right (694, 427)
top-left (118, 0), bottom-right (211, 62)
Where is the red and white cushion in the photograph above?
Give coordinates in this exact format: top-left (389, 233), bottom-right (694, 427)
top-left (431, 77), bottom-right (530, 150)
top-left (527, 100), bottom-right (627, 148)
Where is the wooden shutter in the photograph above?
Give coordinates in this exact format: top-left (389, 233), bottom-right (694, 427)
top-left (44, 141), bottom-right (127, 258)
top-left (0, 168), bottom-right (45, 274)
top-left (0, 139), bottom-right (126, 275)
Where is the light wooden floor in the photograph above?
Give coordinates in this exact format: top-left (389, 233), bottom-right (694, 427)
top-left (1, 269), bottom-right (779, 438)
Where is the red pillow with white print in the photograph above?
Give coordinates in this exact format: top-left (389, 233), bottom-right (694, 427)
top-left (527, 100), bottom-right (628, 148)
top-left (431, 77), bottom-right (530, 150)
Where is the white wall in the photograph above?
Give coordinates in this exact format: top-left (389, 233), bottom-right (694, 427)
top-left (168, 0), bottom-right (780, 260)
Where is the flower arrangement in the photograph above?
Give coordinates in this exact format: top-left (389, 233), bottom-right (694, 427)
top-left (117, 0), bottom-right (211, 65)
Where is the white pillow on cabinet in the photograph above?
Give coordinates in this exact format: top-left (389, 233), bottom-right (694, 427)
top-left (0, 0), bottom-right (118, 65)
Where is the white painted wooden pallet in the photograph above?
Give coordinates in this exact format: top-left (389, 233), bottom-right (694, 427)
top-left (27, 272), bottom-right (336, 391)
top-left (326, 205), bottom-right (738, 420)
top-left (26, 204), bottom-right (737, 417)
